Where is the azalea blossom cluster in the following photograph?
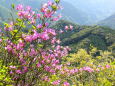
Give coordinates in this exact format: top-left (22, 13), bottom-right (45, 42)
top-left (52, 80), bottom-right (70, 86)
top-left (2, 0), bottom-right (72, 85)
top-left (40, 64), bottom-right (111, 86)
top-left (60, 64), bottom-right (111, 76)
top-left (1, 0), bottom-right (111, 86)
top-left (65, 25), bottom-right (73, 30)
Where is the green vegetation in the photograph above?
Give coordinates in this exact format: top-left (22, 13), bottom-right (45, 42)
top-left (53, 20), bottom-right (115, 54)
top-left (0, 61), bottom-right (12, 86)
top-left (62, 47), bottom-right (115, 86)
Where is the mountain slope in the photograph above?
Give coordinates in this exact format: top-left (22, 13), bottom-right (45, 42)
top-left (53, 20), bottom-right (115, 53)
top-left (98, 14), bottom-right (115, 29)
top-left (60, 1), bottom-right (89, 25)
top-left (0, 0), bottom-right (89, 25)
top-left (64, 0), bottom-right (115, 24)
top-left (0, 5), bottom-right (11, 22)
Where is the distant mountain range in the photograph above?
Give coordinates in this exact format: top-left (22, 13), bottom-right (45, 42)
top-left (0, 0), bottom-right (115, 28)
top-left (0, 0), bottom-right (90, 25)
top-left (98, 14), bottom-right (115, 29)
top-left (0, 5), bottom-right (10, 22)
top-left (60, 1), bottom-right (90, 25)
top-left (64, 0), bottom-right (115, 24)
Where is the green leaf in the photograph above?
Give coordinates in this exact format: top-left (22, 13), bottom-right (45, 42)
top-left (32, 25), bottom-right (36, 29)
top-left (55, 0), bottom-right (60, 3)
top-left (51, 5), bottom-right (57, 11)
top-left (11, 4), bottom-right (15, 9)
top-left (4, 23), bottom-right (8, 26)
top-left (13, 30), bottom-right (18, 33)
top-left (37, 44), bottom-right (44, 48)
top-left (16, 18), bottom-right (22, 22)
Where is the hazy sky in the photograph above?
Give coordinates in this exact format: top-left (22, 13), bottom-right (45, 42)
top-left (63, 0), bottom-right (115, 17)
top-left (63, 0), bottom-right (115, 8)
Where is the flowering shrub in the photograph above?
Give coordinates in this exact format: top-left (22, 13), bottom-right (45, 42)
top-left (62, 48), bottom-right (115, 86)
top-left (0, 0), bottom-right (114, 86)
top-left (0, 0), bottom-right (72, 85)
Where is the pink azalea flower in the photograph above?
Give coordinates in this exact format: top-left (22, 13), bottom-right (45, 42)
top-left (45, 23), bottom-right (49, 26)
top-left (106, 65), bottom-right (111, 69)
top-left (19, 58), bottom-right (26, 65)
top-left (63, 81), bottom-right (70, 86)
top-left (79, 68), bottom-right (83, 72)
top-left (4, 22), bottom-right (14, 31)
top-left (48, 1), bottom-right (52, 6)
top-left (37, 14), bottom-right (41, 18)
top-left (32, 30), bottom-right (39, 40)
top-left (74, 69), bottom-right (78, 73)
top-left (26, 6), bottom-right (31, 11)
top-left (58, 14), bottom-right (62, 19)
top-left (44, 66), bottom-right (50, 71)
top-left (10, 71), bottom-right (13, 74)
top-left (40, 32), bottom-right (49, 40)
top-left (37, 63), bottom-right (41, 68)
top-left (16, 4), bottom-right (23, 10)
top-left (37, 24), bottom-right (42, 29)
top-left (83, 67), bottom-right (94, 73)
top-left (65, 26), bottom-right (69, 30)
top-left (16, 41), bottom-right (24, 50)
top-left (56, 39), bottom-right (61, 44)
top-left (96, 68), bottom-right (100, 72)
top-left (5, 45), bottom-right (12, 52)
top-left (0, 39), bottom-right (2, 43)
top-left (24, 35), bottom-right (32, 42)
top-left (23, 66), bottom-right (28, 73)
top-left (42, 3), bottom-right (48, 8)
top-left (101, 67), bottom-right (105, 70)
top-left (52, 17), bottom-right (59, 21)
top-left (30, 18), bottom-right (36, 24)
top-left (70, 25), bottom-right (73, 30)
top-left (55, 65), bottom-right (62, 70)
top-left (43, 76), bottom-right (50, 82)
top-left (52, 80), bottom-right (60, 85)
top-left (16, 70), bottom-right (22, 74)
top-left (9, 66), bottom-right (16, 69)
top-left (59, 29), bottom-right (64, 33)
top-left (51, 39), bottom-right (56, 44)
top-left (70, 69), bottom-right (75, 74)
top-left (30, 48), bottom-right (37, 56)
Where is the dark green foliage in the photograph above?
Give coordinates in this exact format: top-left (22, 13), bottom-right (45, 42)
top-left (53, 20), bottom-right (115, 53)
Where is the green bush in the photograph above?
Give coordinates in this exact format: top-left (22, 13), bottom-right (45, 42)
top-left (0, 60), bottom-right (12, 86)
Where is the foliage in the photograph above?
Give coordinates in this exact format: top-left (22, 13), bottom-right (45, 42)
top-left (0, 60), bottom-right (12, 86)
top-left (52, 20), bottom-right (115, 53)
top-left (62, 47), bottom-right (115, 86)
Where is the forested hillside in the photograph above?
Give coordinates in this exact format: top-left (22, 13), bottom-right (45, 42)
top-left (52, 20), bottom-right (115, 54)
